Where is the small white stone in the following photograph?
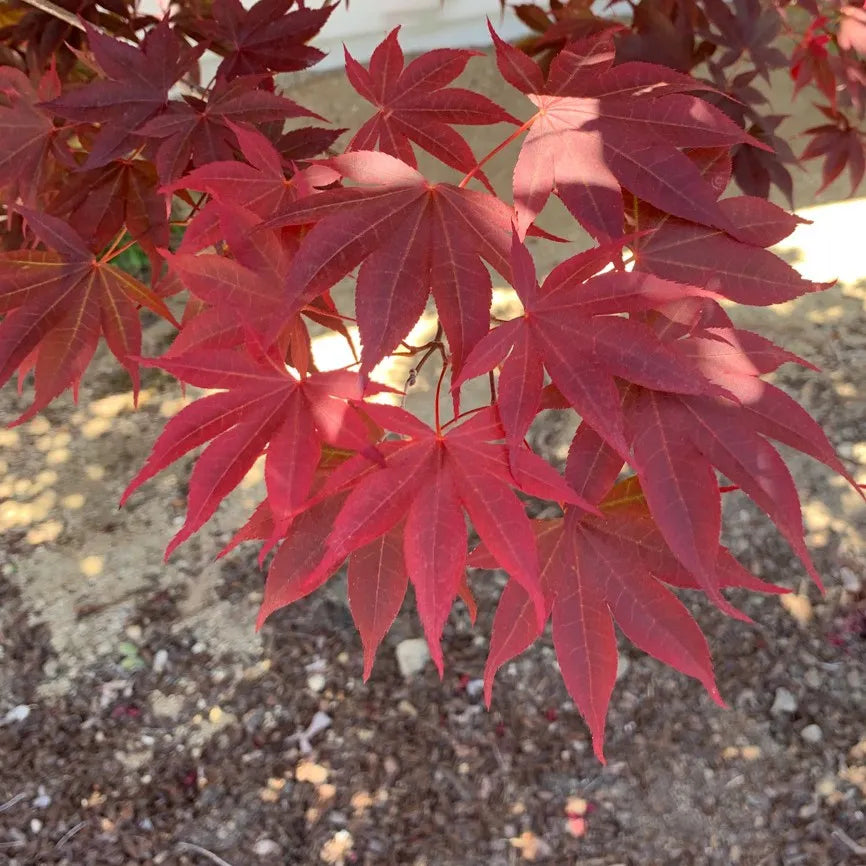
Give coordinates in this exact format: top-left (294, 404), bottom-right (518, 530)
top-left (253, 838), bottom-right (281, 857)
top-left (771, 687), bottom-right (798, 715)
top-left (32, 787), bottom-right (51, 809)
top-left (840, 567), bottom-right (862, 593)
top-left (1, 704), bottom-right (30, 725)
top-left (465, 678), bottom-right (484, 699)
top-left (307, 673), bottom-right (326, 694)
top-left (152, 649), bottom-right (169, 673)
top-left (125, 624), bottom-right (143, 642)
top-left (801, 724), bottom-right (823, 744)
top-left (804, 669), bottom-right (821, 689)
top-left (395, 638), bottom-right (430, 678)
top-left (30, 819), bottom-right (42, 833)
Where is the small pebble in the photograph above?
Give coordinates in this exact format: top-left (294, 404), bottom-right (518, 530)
top-left (771, 687), bottom-right (798, 715)
top-left (395, 638), bottom-right (430, 678)
top-left (465, 678), bottom-right (484, 699)
top-left (840, 567), bottom-right (862, 593)
top-left (32, 787), bottom-right (51, 809)
top-left (152, 649), bottom-right (168, 673)
top-left (253, 838), bottom-right (281, 857)
top-left (1, 704), bottom-right (31, 725)
top-left (30, 819), bottom-right (42, 834)
top-left (125, 624), bottom-right (143, 642)
top-left (801, 724), bottom-right (823, 744)
top-left (307, 673), bottom-right (326, 694)
top-left (397, 700), bottom-right (418, 717)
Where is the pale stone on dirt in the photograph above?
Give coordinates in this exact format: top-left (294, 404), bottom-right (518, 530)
top-left (771, 687), bottom-right (798, 715)
top-left (320, 829), bottom-right (353, 864)
top-left (801, 724), bottom-right (823, 744)
top-left (149, 690), bottom-right (185, 720)
top-left (780, 593), bottom-right (813, 627)
top-left (395, 638), bottom-right (430, 678)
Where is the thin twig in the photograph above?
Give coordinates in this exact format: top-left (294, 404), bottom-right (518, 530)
top-left (832, 826), bottom-right (866, 856)
top-left (0, 792), bottom-right (26, 813)
top-left (55, 820), bottom-right (86, 848)
top-left (18, 0), bottom-right (85, 30)
top-left (176, 841), bottom-right (238, 866)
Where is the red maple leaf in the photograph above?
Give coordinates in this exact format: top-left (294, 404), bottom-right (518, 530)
top-left (188, 0), bottom-right (335, 81)
top-left (137, 76), bottom-right (320, 183)
top-left (344, 28), bottom-right (519, 178)
top-left (165, 122), bottom-right (339, 254)
top-left (122, 347), bottom-right (378, 558)
top-left (0, 209), bottom-right (177, 421)
top-left (474, 447), bottom-right (786, 761)
top-left (265, 151), bottom-right (523, 375)
top-left (800, 106), bottom-right (866, 194)
top-left (839, 4), bottom-right (866, 55)
top-left (632, 194), bottom-right (825, 304)
top-left (455, 233), bottom-right (722, 461)
top-left (160, 201), bottom-right (355, 372)
top-left (44, 21), bottom-right (203, 169)
top-left (789, 16), bottom-right (836, 103)
top-left (257, 403), bottom-right (596, 672)
top-left (488, 25), bottom-right (762, 239)
top-left (47, 158), bottom-right (168, 272)
top-left (700, 0), bottom-right (788, 77)
top-left (0, 66), bottom-right (67, 207)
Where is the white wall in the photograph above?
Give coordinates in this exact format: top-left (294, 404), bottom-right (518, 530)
top-left (313, 0), bottom-right (528, 69)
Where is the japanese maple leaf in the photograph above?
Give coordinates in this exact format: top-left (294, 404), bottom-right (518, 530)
top-left (258, 403), bottom-right (595, 671)
top-left (702, 69), bottom-right (796, 204)
top-left (47, 158), bottom-right (168, 272)
top-left (137, 76), bottom-right (320, 182)
top-left (160, 202), bottom-right (354, 368)
top-left (839, 5), bottom-right (866, 55)
top-left (0, 209), bottom-right (177, 422)
top-left (121, 348), bottom-right (377, 558)
top-left (189, 0), bottom-right (335, 81)
top-left (474, 438), bottom-right (785, 760)
top-left (800, 107), bottom-right (866, 194)
top-left (226, 482), bottom-right (475, 677)
top-left (44, 20), bottom-right (203, 169)
top-left (0, 66), bottom-right (66, 206)
top-left (488, 25), bottom-right (761, 239)
top-left (165, 122), bottom-right (339, 254)
top-left (700, 0), bottom-right (787, 77)
top-left (632, 195), bottom-right (826, 305)
top-left (264, 151), bottom-right (523, 375)
top-left (616, 301), bottom-right (864, 603)
top-left (455, 233), bottom-right (722, 461)
top-left (344, 28), bottom-right (519, 178)
top-left (789, 16), bottom-right (836, 103)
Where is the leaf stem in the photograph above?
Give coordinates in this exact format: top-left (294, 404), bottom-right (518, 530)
top-left (440, 403), bottom-right (489, 431)
top-left (434, 359), bottom-right (450, 435)
top-left (458, 115), bottom-right (536, 189)
top-left (101, 231), bottom-right (132, 262)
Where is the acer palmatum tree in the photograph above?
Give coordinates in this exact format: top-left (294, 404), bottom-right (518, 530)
top-left (0, 0), bottom-right (864, 760)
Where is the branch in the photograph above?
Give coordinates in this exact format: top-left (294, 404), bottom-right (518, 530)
top-left (17, 0), bottom-right (85, 30)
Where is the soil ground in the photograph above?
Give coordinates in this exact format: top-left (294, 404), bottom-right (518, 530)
top-left (1, 42), bottom-right (866, 866)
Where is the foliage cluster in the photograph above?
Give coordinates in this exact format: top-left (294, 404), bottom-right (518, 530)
top-left (0, 0), bottom-right (864, 758)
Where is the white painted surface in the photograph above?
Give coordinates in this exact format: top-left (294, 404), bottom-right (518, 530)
top-left (314, 1), bottom-right (528, 69)
top-left (137, 1), bottom-right (531, 78)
